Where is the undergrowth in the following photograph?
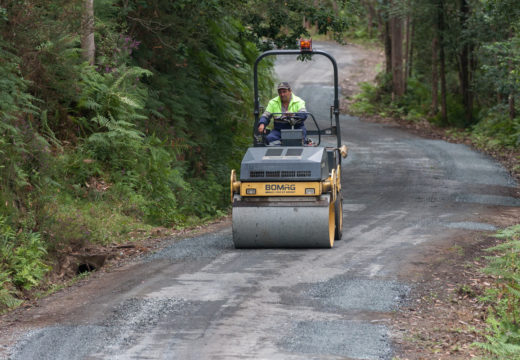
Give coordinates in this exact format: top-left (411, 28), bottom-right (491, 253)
top-left (0, 216), bottom-right (49, 311)
top-left (475, 225), bottom-right (520, 359)
top-left (0, 5), bottom-right (269, 312)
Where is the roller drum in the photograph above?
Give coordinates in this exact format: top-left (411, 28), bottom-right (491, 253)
top-left (232, 194), bottom-right (334, 248)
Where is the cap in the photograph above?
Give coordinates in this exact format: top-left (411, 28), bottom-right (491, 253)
top-left (277, 82), bottom-right (291, 90)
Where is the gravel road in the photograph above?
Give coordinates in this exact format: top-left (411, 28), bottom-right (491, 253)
top-left (2, 42), bottom-right (519, 360)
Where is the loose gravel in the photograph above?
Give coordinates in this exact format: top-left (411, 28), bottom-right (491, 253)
top-left (280, 320), bottom-right (392, 360)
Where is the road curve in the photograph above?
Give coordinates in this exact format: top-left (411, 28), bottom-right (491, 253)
top-left (3, 42), bottom-right (520, 360)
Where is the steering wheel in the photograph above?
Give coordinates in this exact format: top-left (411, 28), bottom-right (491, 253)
top-left (274, 113), bottom-right (305, 128)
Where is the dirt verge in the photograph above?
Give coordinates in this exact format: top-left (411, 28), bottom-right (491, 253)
top-left (391, 207), bottom-right (520, 359)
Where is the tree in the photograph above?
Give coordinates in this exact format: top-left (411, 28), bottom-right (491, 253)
top-left (390, 4), bottom-right (405, 97)
top-left (458, 0), bottom-right (474, 125)
top-left (81, 0), bottom-right (95, 65)
top-left (437, 0), bottom-right (447, 123)
top-left (431, 35), bottom-right (439, 115)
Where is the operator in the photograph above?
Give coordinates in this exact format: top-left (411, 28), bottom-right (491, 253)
top-left (257, 82), bottom-right (308, 144)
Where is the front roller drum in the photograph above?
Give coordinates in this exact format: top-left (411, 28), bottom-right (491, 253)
top-left (232, 194), bottom-right (335, 248)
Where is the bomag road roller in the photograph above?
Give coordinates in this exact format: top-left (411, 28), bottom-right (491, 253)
top-left (230, 39), bottom-right (348, 248)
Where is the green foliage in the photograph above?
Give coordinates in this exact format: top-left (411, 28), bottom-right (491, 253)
top-left (474, 225), bottom-right (520, 358)
top-left (350, 82), bottom-right (380, 115)
top-left (0, 0), bottom-right (354, 308)
top-left (359, 0), bottom-right (520, 146)
top-left (471, 106), bottom-right (520, 149)
top-left (241, 0), bottom-right (349, 50)
top-left (476, 314), bottom-right (520, 359)
top-left (0, 216), bottom-right (49, 311)
top-left (11, 232), bottom-right (49, 290)
top-left (38, 192), bottom-right (153, 247)
top-left (429, 94), bottom-right (468, 128)
top-left (77, 64), bottom-right (151, 169)
top-left (351, 77), bottom-right (432, 122)
top-left (0, 40), bottom-right (48, 223)
top-left (136, 135), bottom-right (188, 226)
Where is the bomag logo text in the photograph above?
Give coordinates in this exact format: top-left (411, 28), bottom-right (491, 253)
top-left (265, 184), bottom-right (296, 191)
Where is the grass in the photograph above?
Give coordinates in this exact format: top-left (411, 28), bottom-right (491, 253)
top-left (39, 192), bottom-right (154, 249)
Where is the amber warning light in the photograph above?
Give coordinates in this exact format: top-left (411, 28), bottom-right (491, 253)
top-left (299, 38), bottom-right (312, 51)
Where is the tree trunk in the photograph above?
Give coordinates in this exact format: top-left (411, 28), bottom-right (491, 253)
top-left (408, 18), bottom-right (414, 78)
top-left (509, 94), bottom-right (516, 120)
top-left (431, 36), bottom-right (439, 115)
top-left (367, 6), bottom-right (373, 38)
top-left (380, 0), bottom-right (392, 75)
top-left (508, 30), bottom-right (515, 120)
top-left (390, 13), bottom-right (404, 96)
top-left (81, 0), bottom-right (95, 65)
top-left (459, 0), bottom-right (473, 125)
top-left (404, 15), bottom-right (411, 90)
top-left (438, 0), bottom-right (448, 123)
top-left (314, 0), bottom-right (319, 29)
top-left (376, 6), bottom-right (384, 37)
top-left (384, 16), bottom-right (392, 74)
top-left (366, 1), bottom-right (377, 38)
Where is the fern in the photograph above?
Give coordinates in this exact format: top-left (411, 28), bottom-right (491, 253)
top-left (76, 64), bottom-right (151, 170)
top-left (476, 225), bottom-right (520, 357)
top-left (0, 215), bottom-right (49, 310)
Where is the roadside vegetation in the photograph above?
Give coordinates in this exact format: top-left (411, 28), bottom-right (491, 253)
top-left (475, 225), bottom-right (520, 359)
top-left (347, 1), bottom-right (520, 357)
top-left (0, 0), bottom-right (354, 312)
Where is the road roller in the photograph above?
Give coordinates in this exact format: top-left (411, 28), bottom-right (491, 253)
top-left (230, 39), bottom-right (347, 248)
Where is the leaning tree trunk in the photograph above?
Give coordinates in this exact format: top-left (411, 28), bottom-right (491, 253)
top-left (81, 0), bottom-right (95, 65)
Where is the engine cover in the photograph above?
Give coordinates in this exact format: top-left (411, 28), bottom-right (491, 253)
top-left (239, 146), bottom-right (328, 181)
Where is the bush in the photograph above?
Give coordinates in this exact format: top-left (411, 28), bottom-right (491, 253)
top-left (38, 193), bottom-right (153, 248)
top-left (0, 215), bottom-right (49, 311)
top-left (471, 105), bottom-right (520, 149)
top-left (349, 82), bottom-right (382, 115)
top-left (475, 225), bottom-right (520, 358)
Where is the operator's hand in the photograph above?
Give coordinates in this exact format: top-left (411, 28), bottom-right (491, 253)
top-left (258, 123), bottom-right (265, 133)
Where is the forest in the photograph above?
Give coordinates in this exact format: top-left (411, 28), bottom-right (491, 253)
top-left (0, 0), bottom-right (349, 307)
top-left (1, 2), bottom-right (519, 353)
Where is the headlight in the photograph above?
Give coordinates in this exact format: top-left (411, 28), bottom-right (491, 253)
top-left (305, 188), bottom-right (315, 195)
top-left (246, 188), bottom-right (256, 195)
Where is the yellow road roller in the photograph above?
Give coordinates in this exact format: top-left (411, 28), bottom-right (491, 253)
top-left (230, 40), bottom-right (347, 248)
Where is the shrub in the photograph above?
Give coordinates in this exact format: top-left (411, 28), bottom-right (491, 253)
top-left (475, 225), bottom-right (520, 358)
top-left (0, 215), bottom-right (49, 311)
top-left (471, 105), bottom-right (520, 149)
